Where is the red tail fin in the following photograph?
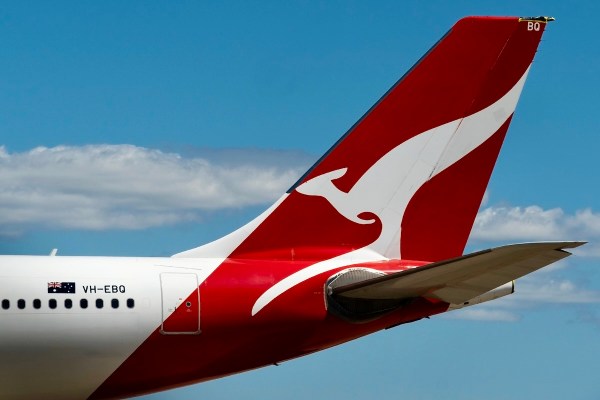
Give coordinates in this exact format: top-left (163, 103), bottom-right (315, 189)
top-left (175, 16), bottom-right (551, 262)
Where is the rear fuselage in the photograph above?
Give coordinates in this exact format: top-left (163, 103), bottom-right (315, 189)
top-left (0, 255), bottom-right (444, 399)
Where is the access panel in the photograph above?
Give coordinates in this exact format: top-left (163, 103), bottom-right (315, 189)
top-left (160, 273), bottom-right (200, 334)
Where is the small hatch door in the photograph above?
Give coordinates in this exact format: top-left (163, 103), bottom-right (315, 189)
top-left (160, 272), bottom-right (200, 334)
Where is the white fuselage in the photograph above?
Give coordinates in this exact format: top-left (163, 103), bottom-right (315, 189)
top-left (0, 255), bottom-right (208, 399)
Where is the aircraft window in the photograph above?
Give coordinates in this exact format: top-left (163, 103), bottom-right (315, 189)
top-left (17, 299), bottom-right (25, 309)
top-left (2, 299), bottom-right (9, 310)
top-left (49, 299), bottom-right (57, 309)
top-left (96, 299), bottom-right (104, 309)
top-left (111, 299), bottom-right (119, 309)
top-left (65, 299), bottom-right (73, 309)
top-left (127, 298), bottom-right (135, 308)
top-left (80, 299), bottom-right (88, 309)
top-left (33, 299), bottom-right (41, 309)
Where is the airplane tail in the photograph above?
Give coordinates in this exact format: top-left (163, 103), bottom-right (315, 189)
top-left (174, 16), bottom-right (551, 262)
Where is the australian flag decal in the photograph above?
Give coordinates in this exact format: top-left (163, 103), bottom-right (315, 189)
top-left (47, 282), bottom-right (76, 294)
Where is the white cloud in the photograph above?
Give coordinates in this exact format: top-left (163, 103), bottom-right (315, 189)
top-left (512, 279), bottom-right (600, 304)
top-left (472, 205), bottom-right (599, 257)
top-left (473, 206), bottom-right (566, 241)
top-left (444, 275), bottom-right (600, 323)
top-left (444, 308), bottom-right (520, 322)
top-left (0, 144), bottom-right (310, 234)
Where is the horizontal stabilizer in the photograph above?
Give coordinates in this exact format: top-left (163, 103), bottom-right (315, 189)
top-left (333, 242), bottom-right (585, 304)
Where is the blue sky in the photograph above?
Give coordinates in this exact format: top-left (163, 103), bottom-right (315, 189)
top-left (1, 1), bottom-right (599, 399)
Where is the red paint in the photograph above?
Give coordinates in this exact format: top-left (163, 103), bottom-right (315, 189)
top-left (401, 118), bottom-right (511, 261)
top-left (90, 259), bottom-right (444, 400)
top-left (231, 195), bottom-right (382, 261)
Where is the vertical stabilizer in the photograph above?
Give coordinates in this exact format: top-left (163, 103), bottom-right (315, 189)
top-left (175, 16), bottom-right (551, 263)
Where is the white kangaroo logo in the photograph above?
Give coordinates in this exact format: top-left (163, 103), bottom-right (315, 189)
top-left (252, 67), bottom-right (531, 316)
top-left (296, 168), bottom-right (375, 224)
top-left (296, 67), bottom-right (529, 258)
